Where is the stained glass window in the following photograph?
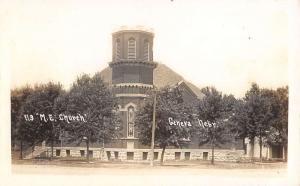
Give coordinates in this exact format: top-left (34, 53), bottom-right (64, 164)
top-left (127, 106), bottom-right (135, 137)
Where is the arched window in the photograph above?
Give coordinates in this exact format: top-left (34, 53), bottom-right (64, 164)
top-left (127, 106), bottom-right (135, 138)
top-left (115, 39), bottom-right (121, 61)
top-left (143, 39), bottom-right (150, 61)
top-left (128, 38), bottom-right (136, 60)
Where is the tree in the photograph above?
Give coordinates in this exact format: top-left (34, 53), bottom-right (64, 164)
top-left (58, 73), bottom-right (121, 162)
top-left (229, 99), bottom-right (248, 154)
top-left (19, 82), bottom-right (63, 159)
top-left (254, 88), bottom-right (274, 161)
top-left (265, 87), bottom-right (288, 161)
top-left (53, 90), bottom-right (69, 149)
top-left (195, 87), bottom-right (235, 164)
top-left (11, 86), bottom-right (33, 158)
top-left (232, 83), bottom-right (275, 161)
top-left (275, 87), bottom-right (288, 161)
top-left (135, 86), bottom-right (192, 165)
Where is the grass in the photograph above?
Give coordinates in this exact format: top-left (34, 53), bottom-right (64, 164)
top-left (12, 158), bottom-right (287, 170)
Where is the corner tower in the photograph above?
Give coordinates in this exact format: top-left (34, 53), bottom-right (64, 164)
top-left (109, 27), bottom-right (157, 149)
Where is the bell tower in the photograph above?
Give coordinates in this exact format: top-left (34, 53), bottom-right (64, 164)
top-left (109, 27), bottom-right (157, 148)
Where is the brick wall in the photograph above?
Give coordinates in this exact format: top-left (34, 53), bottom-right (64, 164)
top-left (112, 31), bottom-right (154, 62)
top-left (112, 65), bottom-right (153, 84)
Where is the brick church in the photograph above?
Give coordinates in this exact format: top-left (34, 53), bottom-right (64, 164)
top-left (26, 27), bottom-right (281, 162)
top-left (97, 27), bottom-right (244, 161)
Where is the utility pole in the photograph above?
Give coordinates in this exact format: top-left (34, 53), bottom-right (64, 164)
top-left (150, 91), bottom-right (157, 166)
top-left (102, 117), bottom-right (105, 160)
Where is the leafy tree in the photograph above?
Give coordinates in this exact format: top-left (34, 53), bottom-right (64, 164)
top-left (265, 87), bottom-right (288, 161)
top-left (195, 87), bottom-right (235, 164)
top-left (59, 73), bottom-right (121, 162)
top-left (135, 86), bottom-right (192, 165)
top-left (53, 90), bottom-right (69, 148)
top-left (19, 82), bottom-right (63, 159)
top-left (253, 88), bottom-right (274, 161)
top-left (229, 99), bottom-right (248, 154)
top-left (232, 83), bottom-right (275, 161)
top-left (275, 87), bottom-right (288, 161)
top-left (11, 86), bottom-right (33, 158)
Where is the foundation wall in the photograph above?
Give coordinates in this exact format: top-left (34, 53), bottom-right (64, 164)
top-left (45, 147), bottom-right (245, 162)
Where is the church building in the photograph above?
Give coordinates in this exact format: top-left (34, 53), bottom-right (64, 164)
top-left (25, 27), bottom-right (280, 162)
top-left (98, 27), bottom-right (245, 162)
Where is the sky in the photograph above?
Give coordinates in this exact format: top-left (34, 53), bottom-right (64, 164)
top-left (2, 0), bottom-right (288, 97)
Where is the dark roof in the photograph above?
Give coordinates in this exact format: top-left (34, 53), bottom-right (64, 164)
top-left (99, 63), bottom-right (204, 99)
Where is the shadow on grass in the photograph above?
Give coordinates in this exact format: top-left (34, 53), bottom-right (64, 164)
top-left (12, 158), bottom-right (287, 170)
